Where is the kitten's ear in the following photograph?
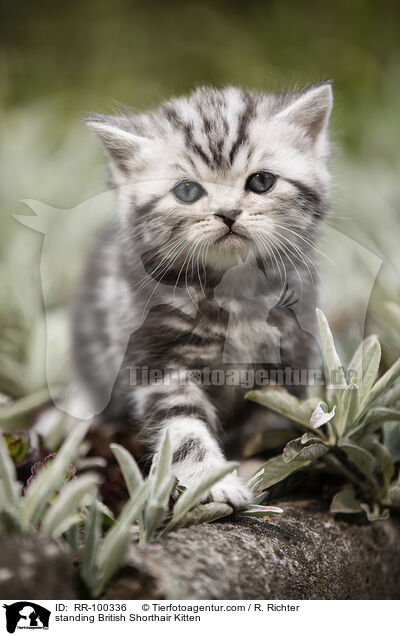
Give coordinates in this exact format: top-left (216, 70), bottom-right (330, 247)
top-left (85, 115), bottom-right (151, 183)
top-left (276, 81), bottom-right (333, 143)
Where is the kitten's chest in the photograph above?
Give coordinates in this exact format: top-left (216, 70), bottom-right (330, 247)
top-left (219, 298), bottom-right (282, 364)
top-left (195, 294), bottom-right (283, 365)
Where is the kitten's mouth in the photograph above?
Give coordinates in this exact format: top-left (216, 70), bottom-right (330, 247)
top-left (215, 229), bottom-right (248, 246)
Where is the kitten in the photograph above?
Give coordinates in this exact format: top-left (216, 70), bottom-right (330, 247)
top-left (72, 82), bottom-right (332, 508)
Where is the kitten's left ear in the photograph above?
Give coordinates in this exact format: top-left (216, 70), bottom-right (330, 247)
top-left (276, 81), bottom-right (333, 143)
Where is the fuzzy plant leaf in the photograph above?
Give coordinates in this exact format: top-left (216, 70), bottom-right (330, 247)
top-left (310, 402), bottom-right (336, 429)
top-left (348, 335), bottom-right (379, 382)
top-left (143, 431), bottom-right (175, 539)
top-left (0, 433), bottom-right (21, 512)
top-left (366, 438), bottom-right (394, 496)
top-left (163, 462), bottom-right (238, 533)
top-left (300, 432), bottom-right (322, 444)
top-left (383, 421), bottom-right (400, 463)
top-left (176, 502), bottom-right (233, 529)
top-left (95, 526), bottom-right (131, 597)
top-left (3, 432), bottom-right (30, 465)
top-left (144, 474), bottom-right (176, 540)
top-left (20, 420), bottom-right (91, 530)
top-left (246, 386), bottom-right (319, 429)
top-left (110, 443), bottom-right (143, 496)
top-left (330, 488), bottom-right (363, 514)
top-left (151, 430), bottom-right (172, 494)
top-left (357, 340), bottom-right (381, 411)
top-left (363, 358), bottom-right (400, 412)
top-left (240, 504), bottom-right (284, 517)
top-left (95, 479), bottom-right (152, 594)
top-left (41, 473), bottom-right (99, 536)
top-left (337, 438), bottom-right (377, 481)
top-left (341, 384), bottom-right (360, 434)
top-left (359, 502), bottom-right (390, 522)
top-left (81, 499), bottom-right (103, 591)
top-left (283, 438), bottom-right (328, 463)
top-left (258, 455), bottom-right (311, 490)
top-left (316, 308), bottom-right (347, 398)
top-left (349, 407), bottom-right (400, 442)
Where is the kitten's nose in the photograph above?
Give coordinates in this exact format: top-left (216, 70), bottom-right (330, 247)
top-left (215, 209), bottom-right (242, 230)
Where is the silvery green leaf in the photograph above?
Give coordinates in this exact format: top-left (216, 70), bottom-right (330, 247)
top-left (21, 419), bottom-right (91, 530)
top-left (164, 462), bottom-right (238, 533)
top-left (47, 513), bottom-right (82, 538)
top-left (144, 474), bottom-right (176, 539)
top-left (310, 402), bottom-right (336, 429)
top-left (316, 308), bottom-right (347, 396)
top-left (347, 335), bottom-right (379, 388)
top-left (110, 443), bottom-right (143, 496)
top-left (330, 488), bottom-right (362, 514)
top-left (81, 499), bottom-right (102, 590)
top-left (246, 386), bottom-right (319, 429)
top-left (301, 432), bottom-right (321, 444)
top-left (0, 388), bottom-right (50, 424)
top-left (359, 502), bottom-right (390, 522)
top-left (41, 473), bottom-right (99, 536)
top-left (283, 438), bottom-right (328, 463)
top-left (96, 479), bottom-right (151, 588)
top-left (177, 502), bottom-right (233, 529)
top-left (0, 433), bottom-right (21, 511)
top-left (357, 340), bottom-right (381, 412)
top-left (365, 407), bottom-right (400, 424)
top-left (152, 430), bottom-right (172, 495)
top-left (0, 479), bottom-right (20, 526)
top-left (342, 384), bottom-right (360, 434)
top-left (247, 468), bottom-right (264, 490)
top-left (65, 523), bottom-right (79, 553)
top-left (241, 505), bottom-right (283, 517)
top-left (107, 479), bottom-right (151, 542)
top-left (383, 421), bottom-right (400, 463)
top-left (337, 438), bottom-right (377, 480)
top-left (375, 379), bottom-right (400, 408)
top-left (350, 407), bottom-right (400, 441)
top-left (366, 438), bottom-right (394, 496)
top-left (259, 455), bottom-right (311, 490)
top-left (95, 526), bottom-right (131, 597)
top-left (364, 358), bottom-right (400, 411)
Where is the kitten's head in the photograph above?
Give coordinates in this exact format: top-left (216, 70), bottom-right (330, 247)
top-left (86, 82), bottom-right (332, 274)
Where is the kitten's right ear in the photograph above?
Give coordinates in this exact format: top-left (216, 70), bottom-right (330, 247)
top-left (84, 115), bottom-right (150, 183)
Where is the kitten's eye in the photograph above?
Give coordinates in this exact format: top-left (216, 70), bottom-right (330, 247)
top-left (245, 171), bottom-right (276, 194)
top-left (173, 181), bottom-right (205, 203)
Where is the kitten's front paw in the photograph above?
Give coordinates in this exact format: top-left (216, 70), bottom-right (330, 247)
top-left (207, 472), bottom-right (253, 510)
top-left (173, 462), bottom-right (253, 510)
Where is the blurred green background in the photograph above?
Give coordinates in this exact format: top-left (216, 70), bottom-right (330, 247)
top-left (0, 0), bottom-right (399, 419)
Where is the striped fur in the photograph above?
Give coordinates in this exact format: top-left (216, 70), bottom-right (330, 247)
top-left (73, 83), bottom-right (333, 507)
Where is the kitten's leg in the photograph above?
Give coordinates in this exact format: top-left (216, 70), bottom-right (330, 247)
top-left (133, 376), bottom-right (253, 508)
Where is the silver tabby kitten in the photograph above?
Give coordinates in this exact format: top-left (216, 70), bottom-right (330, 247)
top-left (73, 82), bottom-right (333, 508)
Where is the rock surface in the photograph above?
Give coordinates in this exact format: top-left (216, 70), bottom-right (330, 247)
top-left (0, 534), bottom-right (76, 600)
top-left (103, 501), bottom-right (400, 600)
top-left (1, 501), bottom-right (399, 600)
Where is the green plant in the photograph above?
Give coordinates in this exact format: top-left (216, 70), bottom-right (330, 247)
top-left (0, 420), bottom-right (282, 597)
top-left (246, 309), bottom-right (400, 521)
top-left (79, 432), bottom-right (282, 597)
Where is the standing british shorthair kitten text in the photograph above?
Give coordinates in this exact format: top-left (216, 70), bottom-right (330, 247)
top-left (73, 82), bottom-right (333, 508)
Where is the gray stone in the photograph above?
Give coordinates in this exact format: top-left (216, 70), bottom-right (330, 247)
top-left (0, 534), bottom-right (76, 600)
top-left (103, 501), bottom-right (400, 600)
